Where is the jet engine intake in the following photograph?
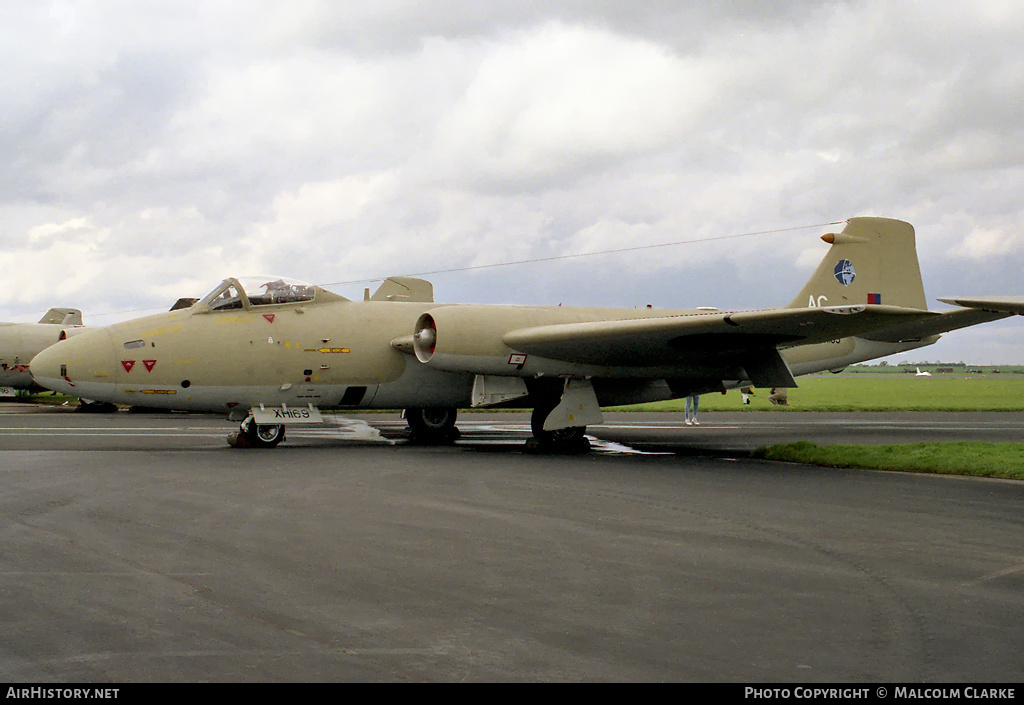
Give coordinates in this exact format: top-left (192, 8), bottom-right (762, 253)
top-left (409, 307), bottom-right (590, 377)
top-left (412, 313), bottom-right (438, 363)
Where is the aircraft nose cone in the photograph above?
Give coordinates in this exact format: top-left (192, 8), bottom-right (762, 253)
top-left (30, 327), bottom-right (115, 395)
top-left (28, 343), bottom-right (62, 388)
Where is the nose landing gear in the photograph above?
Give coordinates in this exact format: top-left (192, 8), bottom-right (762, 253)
top-left (227, 416), bottom-right (286, 448)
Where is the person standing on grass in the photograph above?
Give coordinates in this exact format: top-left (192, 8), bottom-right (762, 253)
top-left (685, 393), bottom-right (700, 425)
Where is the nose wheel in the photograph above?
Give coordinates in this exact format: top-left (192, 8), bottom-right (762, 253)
top-left (228, 417), bottom-right (286, 448)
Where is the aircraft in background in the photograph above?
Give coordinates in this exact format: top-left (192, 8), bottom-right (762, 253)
top-left (915, 367), bottom-right (932, 377)
top-left (30, 217), bottom-right (1012, 448)
top-left (0, 308), bottom-right (87, 393)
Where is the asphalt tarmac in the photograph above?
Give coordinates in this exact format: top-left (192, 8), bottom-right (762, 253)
top-left (2, 404), bottom-right (1023, 682)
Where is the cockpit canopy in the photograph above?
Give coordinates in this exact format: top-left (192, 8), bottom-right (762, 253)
top-left (198, 276), bottom-right (318, 312)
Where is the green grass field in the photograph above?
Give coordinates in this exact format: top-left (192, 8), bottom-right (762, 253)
top-left (752, 441), bottom-right (1024, 481)
top-left (610, 375), bottom-right (1024, 412)
top-left (613, 375), bottom-right (1024, 479)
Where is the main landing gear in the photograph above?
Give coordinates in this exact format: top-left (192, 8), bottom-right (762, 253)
top-left (76, 400), bottom-right (118, 414)
top-left (227, 416), bottom-right (286, 448)
top-left (405, 406), bottom-right (459, 443)
top-left (529, 401), bottom-right (589, 452)
top-left (523, 378), bottom-right (600, 452)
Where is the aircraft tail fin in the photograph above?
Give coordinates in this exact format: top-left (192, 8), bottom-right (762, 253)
top-left (787, 217), bottom-right (927, 311)
top-left (37, 308), bottom-right (83, 326)
top-left (368, 276), bottom-right (434, 303)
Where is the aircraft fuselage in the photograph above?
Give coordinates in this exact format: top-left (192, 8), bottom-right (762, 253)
top-left (29, 294), bottom-right (933, 414)
top-left (1, 323), bottom-right (85, 390)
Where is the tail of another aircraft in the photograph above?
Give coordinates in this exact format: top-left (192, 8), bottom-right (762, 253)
top-left (37, 308), bottom-right (83, 326)
top-left (787, 217), bottom-right (927, 310)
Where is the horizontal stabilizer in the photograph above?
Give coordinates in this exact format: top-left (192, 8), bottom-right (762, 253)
top-left (863, 307), bottom-right (1011, 342)
top-left (937, 296), bottom-right (1024, 316)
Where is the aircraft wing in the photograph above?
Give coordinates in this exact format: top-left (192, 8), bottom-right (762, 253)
top-left (503, 304), bottom-right (937, 368)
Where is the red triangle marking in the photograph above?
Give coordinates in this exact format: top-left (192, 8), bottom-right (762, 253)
top-left (121, 360), bottom-right (135, 373)
top-left (142, 360), bottom-right (157, 372)
top-left (263, 314), bottom-right (275, 323)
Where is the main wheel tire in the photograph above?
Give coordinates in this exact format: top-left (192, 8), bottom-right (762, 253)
top-left (237, 422), bottom-right (285, 448)
top-left (76, 401), bottom-right (118, 414)
top-left (405, 407), bottom-right (458, 442)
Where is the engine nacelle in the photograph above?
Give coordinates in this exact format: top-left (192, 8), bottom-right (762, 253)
top-left (411, 306), bottom-right (594, 377)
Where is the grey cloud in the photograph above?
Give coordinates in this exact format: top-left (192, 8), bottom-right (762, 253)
top-left (1, 1), bottom-right (1022, 364)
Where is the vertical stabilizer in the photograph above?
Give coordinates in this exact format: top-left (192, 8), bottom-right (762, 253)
top-left (37, 308), bottom-right (83, 326)
top-left (787, 217), bottom-right (927, 310)
top-left (370, 276), bottom-right (434, 303)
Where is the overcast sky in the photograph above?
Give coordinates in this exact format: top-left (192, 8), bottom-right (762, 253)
top-left (3, 1), bottom-right (1023, 363)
